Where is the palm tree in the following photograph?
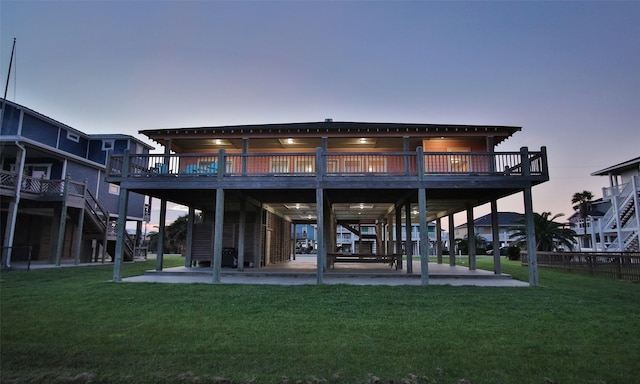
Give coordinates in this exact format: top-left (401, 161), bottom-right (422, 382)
top-left (571, 190), bottom-right (594, 248)
top-left (456, 233), bottom-right (488, 254)
top-left (164, 212), bottom-right (203, 254)
top-left (508, 212), bottom-right (577, 251)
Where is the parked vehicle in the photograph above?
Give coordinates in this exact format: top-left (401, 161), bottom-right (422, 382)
top-left (486, 246), bottom-right (509, 256)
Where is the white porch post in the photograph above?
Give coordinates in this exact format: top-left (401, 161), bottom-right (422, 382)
top-left (156, 198), bottom-right (167, 271)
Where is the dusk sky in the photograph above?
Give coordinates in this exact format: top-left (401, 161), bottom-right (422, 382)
top-left (2, 1), bottom-right (639, 227)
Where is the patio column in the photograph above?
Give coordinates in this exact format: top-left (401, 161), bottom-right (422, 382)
top-left (418, 188), bottom-right (429, 285)
top-left (316, 188), bottom-right (325, 284)
top-left (467, 205), bottom-right (476, 270)
top-left (237, 199), bottom-right (246, 271)
top-left (436, 218), bottom-right (443, 264)
top-left (448, 214), bottom-right (456, 266)
top-left (73, 206), bottom-right (85, 265)
top-left (184, 205), bottom-right (195, 267)
top-left (2, 143), bottom-right (25, 269)
top-left (491, 199), bottom-right (501, 275)
top-left (395, 205), bottom-right (403, 269)
top-left (112, 188), bottom-right (129, 282)
top-left (253, 205), bottom-right (263, 268)
top-left (54, 175), bottom-right (71, 266)
top-left (212, 188), bottom-right (225, 283)
top-left (405, 202), bottom-right (413, 274)
top-left (521, 147), bottom-right (539, 286)
top-left (156, 198), bottom-right (167, 271)
top-left (387, 214), bottom-right (394, 256)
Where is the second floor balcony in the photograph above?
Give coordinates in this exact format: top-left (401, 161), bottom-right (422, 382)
top-left (105, 147), bottom-right (548, 190)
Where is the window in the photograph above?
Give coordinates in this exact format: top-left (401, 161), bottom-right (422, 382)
top-left (102, 140), bottom-right (114, 151)
top-left (108, 183), bottom-right (120, 195)
top-left (66, 132), bottom-right (80, 143)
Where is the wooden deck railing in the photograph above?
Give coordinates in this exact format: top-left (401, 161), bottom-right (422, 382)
top-left (522, 251), bottom-right (640, 281)
top-left (107, 147), bottom-right (548, 179)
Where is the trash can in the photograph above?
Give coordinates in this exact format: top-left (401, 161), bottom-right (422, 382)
top-left (222, 247), bottom-right (238, 268)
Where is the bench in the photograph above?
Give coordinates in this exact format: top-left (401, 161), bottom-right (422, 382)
top-left (327, 253), bottom-right (401, 270)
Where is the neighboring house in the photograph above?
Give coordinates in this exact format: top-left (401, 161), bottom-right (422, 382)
top-left (584, 157), bottom-right (640, 252)
top-left (106, 120), bottom-right (549, 285)
top-left (455, 211), bottom-right (523, 248)
top-left (0, 99), bottom-right (153, 266)
top-left (335, 220), bottom-right (440, 255)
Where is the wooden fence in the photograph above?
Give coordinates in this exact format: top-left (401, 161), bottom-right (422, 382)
top-left (522, 251), bottom-right (640, 281)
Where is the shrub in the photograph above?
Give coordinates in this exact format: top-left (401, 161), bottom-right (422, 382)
top-left (506, 246), bottom-right (521, 260)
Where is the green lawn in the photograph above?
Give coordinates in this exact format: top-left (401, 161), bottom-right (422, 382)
top-left (1, 256), bottom-right (639, 384)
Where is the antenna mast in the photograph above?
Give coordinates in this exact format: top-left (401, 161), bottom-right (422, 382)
top-left (4, 37), bottom-right (17, 100)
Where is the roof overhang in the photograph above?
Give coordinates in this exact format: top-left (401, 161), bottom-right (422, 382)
top-left (139, 121), bottom-right (521, 153)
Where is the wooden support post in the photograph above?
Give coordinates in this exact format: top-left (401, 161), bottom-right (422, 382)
top-left (448, 214), bottom-right (456, 266)
top-left (112, 188), bottom-right (129, 282)
top-left (467, 205), bottom-right (476, 270)
top-left (212, 188), bottom-right (225, 283)
top-left (418, 188), bottom-right (429, 285)
top-left (316, 188), bottom-right (325, 284)
top-left (185, 206), bottom-right (195, 267)
top-left (436, 218), bottom-right (443, 264)
top-left (521, 146), bottom-right (539, 286)
top-left (156, 198), bottom-right (167, 271)
top-left (54, 175), bottom-right (71, 266)
top-left (254, 205), bottom-right (263, 268)
top-left (237, 199), bottom-right (246, 271)
top-left (101, 214), bottom-right (109, 263)
top-left (523, 186), bottom-right (538, 286)
top-left (405, 201), bottom-right (413, 274)
top-left (395, 205), bottom-right (403, 269)
top-left (490, 199), bottom-right (501, 275)
top-left (73, 207), bottom-right (85, 265)
top-left (387, 214), bottom-right (394, 256)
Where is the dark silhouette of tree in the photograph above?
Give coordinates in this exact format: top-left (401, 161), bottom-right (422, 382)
top-left (508, 212), bottom-right (577, 251)
top-left (152, 213), bottom-right (203, 254)
top-left (456, 233), bottom-right (488, 254)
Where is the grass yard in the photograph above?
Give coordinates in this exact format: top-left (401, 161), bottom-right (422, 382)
top-left (1, 256), bottom-right (639, 384)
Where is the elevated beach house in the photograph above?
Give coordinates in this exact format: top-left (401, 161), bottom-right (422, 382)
top-left (106, 120), bottom-right (549, 285)
top-left (1, 99), bottom-right (152, 267)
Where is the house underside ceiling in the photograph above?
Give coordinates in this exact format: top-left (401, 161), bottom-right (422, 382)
top-left (133, 186), bottom-right (524, 224)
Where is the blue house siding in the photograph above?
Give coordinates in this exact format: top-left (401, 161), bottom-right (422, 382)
top-left (87, 140), bottom-right (107, 165)
top-left (21, 114), bottom-right (59, 147)
top-left (127, 192), bottom-right (146, 219)
top-left (0, 104), bottom-right (20, 135)
top-left (66, 161), bottom-right (99, 190)
top-left (114, 139), bottom-right (129, 154)
top-left (58, 128), bottom-right (89, 158)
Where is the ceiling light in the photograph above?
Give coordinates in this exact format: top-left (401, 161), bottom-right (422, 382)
top-left (287, 138), bottom-right (294, 144)
top-left (359, 138), bottom-right (367, 144)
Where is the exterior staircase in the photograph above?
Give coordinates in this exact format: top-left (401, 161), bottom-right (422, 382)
top-left (600, 176), bottom-right (639, 252)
